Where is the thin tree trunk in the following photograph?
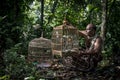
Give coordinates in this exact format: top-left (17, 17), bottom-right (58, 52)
top-left (48, 0), bottom-right (58, 24)
top-left (39, 0), bottom-right (44, 37)
top-left (51, 0), bottom-right (58, 14)
top-left (41, 0), bottom-right (44, 28)
top-left (101, 0), bottom-right (107, 50)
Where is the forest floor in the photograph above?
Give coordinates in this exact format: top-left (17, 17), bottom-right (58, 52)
top-left (36, 59), bottom-right (120, 80)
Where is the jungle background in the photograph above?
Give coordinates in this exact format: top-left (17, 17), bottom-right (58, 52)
top-left (0, 0), bottom-right (120, 80)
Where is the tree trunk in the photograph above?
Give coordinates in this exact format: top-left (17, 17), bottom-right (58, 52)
top-left (101, 0), bottom-right (107, 50)
top-left (48, 0), bottom-right (58, 24)
top-left (41, 0), bottom-right (44, 28)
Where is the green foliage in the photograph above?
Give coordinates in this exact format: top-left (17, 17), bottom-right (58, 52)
top-left (0, 75), bottom-right (10, 80)
top-left (3, 44), bottom-right (37, 79)
top-left (105, 0), bottom-right (120, 58)
top-left (0, 0), bottom-right (35, 50)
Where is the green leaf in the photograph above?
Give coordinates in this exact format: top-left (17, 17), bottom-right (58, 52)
top-left (86, 4), bottom-right (94, 12)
